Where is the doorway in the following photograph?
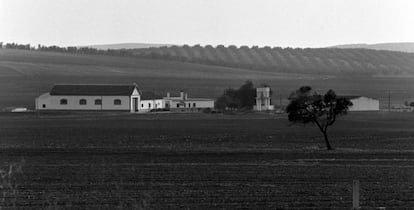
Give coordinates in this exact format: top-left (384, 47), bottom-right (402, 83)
top-left (133, 98), bottom-right (138, 112)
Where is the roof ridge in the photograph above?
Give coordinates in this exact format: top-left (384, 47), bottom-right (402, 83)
top-left (53, 84), bottom-right (135, 86)
top-left (50, 84), bottom-right (138, 96)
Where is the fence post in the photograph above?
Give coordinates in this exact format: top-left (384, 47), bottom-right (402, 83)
top-left (353, 180), bottom-right (360, 209)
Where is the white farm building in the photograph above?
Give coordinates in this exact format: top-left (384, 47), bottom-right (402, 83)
top-left (343, 96), bottom-right (379, 111)
top-left (35, 84), bottom-right (214, 113)
top-left (253, 87), bottom-right (274, 111)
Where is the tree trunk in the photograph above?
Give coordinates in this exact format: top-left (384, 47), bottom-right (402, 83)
top-left (323, 131), bottom-right (333, 150)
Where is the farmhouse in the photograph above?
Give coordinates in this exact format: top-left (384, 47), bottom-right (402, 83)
top-left (163, 91), bottom-right (215, 111)
top-left (342, 96), bottom-right (379, 111)
top-left (35, 84), bottom-right (214, 112)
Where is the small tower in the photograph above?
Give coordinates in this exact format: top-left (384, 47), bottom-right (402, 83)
top-left (254, 86), bottom-right (274, 111)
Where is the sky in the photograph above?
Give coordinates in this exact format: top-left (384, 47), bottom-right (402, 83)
top-left (1, 0), bottom-right (414, 48)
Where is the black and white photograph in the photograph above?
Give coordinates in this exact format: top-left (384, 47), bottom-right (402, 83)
top-left (0, 0), bottom-right (413, 209)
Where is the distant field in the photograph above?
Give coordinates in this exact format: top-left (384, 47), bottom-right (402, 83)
top-left (0, 112), bottom-right (413, 209)
top-left (1, 49), bottom-right (414, 110)
top-left (1, 112), bottom-right (413, 151)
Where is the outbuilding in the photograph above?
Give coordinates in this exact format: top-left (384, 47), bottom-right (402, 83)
top-left (342, 96), bottom-right (379, 111)
top-left (254, 86), bottom-right (274, 111)
top-left (162, 91), bottom-right (214, 111)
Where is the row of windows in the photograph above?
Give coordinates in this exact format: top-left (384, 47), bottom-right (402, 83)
top-left (60, 99), bottom-right (122, 105)
top-left (177, 103), bottom-right (197, 108)
top-left (140, 103), bottom-right (162, 108)
top-left (137, 102), bottom-right (197, 109)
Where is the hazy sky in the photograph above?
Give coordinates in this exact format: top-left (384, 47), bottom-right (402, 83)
top-left (1, 0), bottom-right (413, 48)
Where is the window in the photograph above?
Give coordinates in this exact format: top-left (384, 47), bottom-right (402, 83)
top-left (148, 103), bottom-right (151, 108)
top-left (60, 99), bottom-right (68, 105)
top-left (141, 104), bottom-right (144, 108)
top-left (114, 99), bottom-right (121, 105)
top-left (79, 99), bottom-right (87, 105)
top-left (42, 104), bottom-right (46, 108)
top-left (95, 99), bottom-right (102, 105)
top-left (176, 104), bottom-right (180, 108)
top-left (193, 103), bottom-right (196, 107)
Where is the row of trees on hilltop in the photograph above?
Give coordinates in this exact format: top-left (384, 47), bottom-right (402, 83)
top-left (2, 42), bottom-right (414, 76)
top-left (0, 42), bottom-right (136, 57)
top-left (0, 42), bottom-right (32, 50)
top-left (131, 45), bottom-right (414, 75)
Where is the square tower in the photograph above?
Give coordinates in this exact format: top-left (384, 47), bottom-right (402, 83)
top-left (254, 87), bottom-right (274, 111)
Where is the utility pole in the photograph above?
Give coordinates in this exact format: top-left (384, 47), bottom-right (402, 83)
top-left (353, 180), bottom-right (360, 209)
top-left (36, 86), bottom-right (40, 118)
top-left (388, 90), bottom-right (391, 112)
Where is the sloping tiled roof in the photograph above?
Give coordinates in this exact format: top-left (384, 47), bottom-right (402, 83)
top-left (140, 91), bottom-right (162, 100)
top-left (340, 95), bottom-right (362, 100)
top-left (50, 84), bottom-right (137, 96)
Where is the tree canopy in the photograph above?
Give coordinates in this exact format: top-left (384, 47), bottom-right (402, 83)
top-left (286, 86), bottom-right (352, 150)
top-left (215, 80), bottom-right (256, 111)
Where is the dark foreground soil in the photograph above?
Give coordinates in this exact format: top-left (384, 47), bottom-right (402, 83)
top-left (0, 112), bottom-right (413, 209)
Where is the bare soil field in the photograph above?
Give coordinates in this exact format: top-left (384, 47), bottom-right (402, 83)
top-left (0, 112), bottom-right (413, 209)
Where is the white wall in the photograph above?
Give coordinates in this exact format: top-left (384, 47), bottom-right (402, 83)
top-left (254, 87), bottom-right (274, 111)
top-left (189, 100), bottom-right (214, 108)
top-left (140, 99), bottom-right (165, 111)
top-left (349, 97), bottom-right (379, 111)
top-left (36, 94), bottom-right (130, 111)
top-left (169, 99), bottom-right (214, 109)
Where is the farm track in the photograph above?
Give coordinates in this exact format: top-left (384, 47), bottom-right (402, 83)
top-left (1, 149), bottom-right (413, 209)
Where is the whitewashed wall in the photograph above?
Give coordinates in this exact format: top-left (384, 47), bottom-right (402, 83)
top-left (349, 97), bottom-right (379, 111)
top-left (140, 99), bottom-right (165, 111)
top-left (36, 94), bottom-right (130, 111)
top-left (169, 100), bottom-right (214, 109)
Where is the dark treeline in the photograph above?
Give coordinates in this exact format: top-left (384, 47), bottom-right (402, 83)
top-left (1, 42), bottom-right (33, 50)
top-left (0, 42), bottom-right (135, 57)
top-left (2, 42), bottom-right (414, 76)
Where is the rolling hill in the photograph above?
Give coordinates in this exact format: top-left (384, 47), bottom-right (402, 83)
top-left (331, 42), bottom-right (414, 53)
top-left (128, 45), bottom-right (414, 76)
top-left (0, 48), bottom-right (413, 110)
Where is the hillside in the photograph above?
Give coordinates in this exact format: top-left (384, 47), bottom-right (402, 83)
top-left (0, 48), bottom-right (413, 110)
top-left (129, 45), bottom-right (414, 76)
top-left (331, 42), bottom-right (414, 53)
top-left (0, 48), bottom-right (313, 80)
top-left (0, 48), bottom-right (320, 109)
top-left (84, 43), bottom-right (173, 50)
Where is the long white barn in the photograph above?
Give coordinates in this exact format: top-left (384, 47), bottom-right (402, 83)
top-left (35, 84), bottom-right (214, 112)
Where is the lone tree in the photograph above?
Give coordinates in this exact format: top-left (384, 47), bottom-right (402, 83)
top-left (286, 86), bottom-right (352, 150)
